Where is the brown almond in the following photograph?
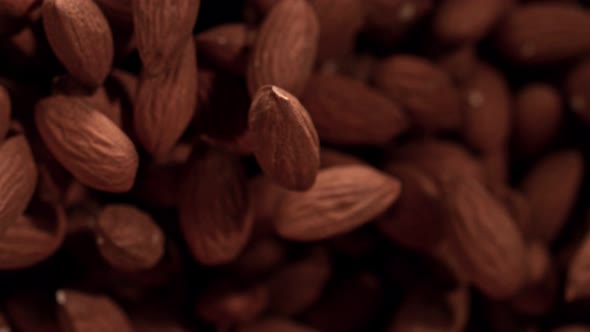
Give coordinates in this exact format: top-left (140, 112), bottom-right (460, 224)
top-left (5, 293), bottom-right (61, 332)
top-left (275, 165), bottom-right (401, 241)
top-left (301, 73), bottom-right (408, 145)
top-left (179, 148), bottom-right (252, 265)
top-left (0, 135), bottom-right (38, 232)
top-left (35, 95), bottom-right (139, 193)
top-left (196, 23), bottom-right (252, 75)
top-left (373, 55), bottom-right (462, 132)
top-left (0, 204), bottom-right (66, 270)
top-left (96, 204), bottom-right (165, 271)
top-left (230, 237), bottom-right (286, 279)
top-left (442, 178), bottom-right (527, 299)
top-left (519, 150), bottom-right (583, 243)
top-left (248, 176), bottom-right (288, 237)
top-left (42, 0), bottom-right (114, 87)
top-left (566, 228), bottom-right (590, 301)
top-left (433, 0), bottom-right (512, 45)
top-left (247, 0), bottom-right (319, 97)
top-left (134, 39), bottom-right (197, 158)
top-left (513, 83), bottom-right (562, 156)
top-left (320, 147), bottom-right (364, 169)
top-left (56, 289), bottom-right (133, 332)
top-left (461, 63), bottom-right (511, 152)
top-left (240, 318), bottom-right (319, 332)
top-left (132, 0), bottom-right (200, 75)
top-left (0, 85), bottom-right (10, 143)
top-left (495, 3), bottom-right (590, 64)
top-left (438, 45), bottom-right (478, 84)
top-left (0, 0), bottom-right (41, 19)
top-left (480, 148), bottom-right (509, 186)
top-left (268, 249), bottom-right (331, 315)
top-left (249, 85), bottom-right (319, 191)
top-left (566, 58), bottom-right (590, 126)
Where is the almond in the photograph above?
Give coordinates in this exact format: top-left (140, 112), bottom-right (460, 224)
top-left (301, 73), bottom-right (408, 145)
top-left (96, 204), bottom-right (165, 271)
top-left (373, 55), bottom-right (462, 132)
top-left (133, 0), bottom-right (200, 75)
top-left (247, 0), bottom-right (319, 97)
top-left (461, 63), bottom-right (511, 152)
top-left (480, 148), bottom-right (509, 185)
top-left (134, 38), bottom-right (197, 158)
top-left (513, 83), bottom-right (562, 156)
top-left (56, 289), bottom-right (133, 332)
top-left (495, 3), bottom-right (590, 65)
top-left (0, 85), bottom-right (10, 143)
top-left (230, 237), bottom-right (286, 279)
top-left (240, 318), bottom-right (319, 332)
top-left (196, 23), bottom-right (252, 75)
top-left (566, 228), bottom-right (590, 301)
top-left (35, 95), bottom-right (139, 192)
top-left (320, 147), bottom-right (364, 169)
top-left (519, 150), bottom-right (583, 243)
top-left (275, 165), bottom-right (401, 241)
top-left (441, 177), bottom-right (527, 299)
top-left (438, 45), bottom-right (478, 84)
top-left (249, 85), bottom-right (319, 191)
top-left (179, 148), bottom-right (252, 265)
top-left (0, 135), bottom-right (38, 232)
top-left (42, 0), bottom-right (114, 87)
top-left (566, 58), bottom-right (590, 126)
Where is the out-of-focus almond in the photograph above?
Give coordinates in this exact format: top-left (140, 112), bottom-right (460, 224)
top-left (35, 95), bottom-right (139, 192)
top-left (438, 45), bottom-right (478, 84)
top-left (373, 55), bottom-right (462, 132)
top-left (301, 73), bottom-right (408, 145)
top-left (96, 204), bottom-right (165, 271)
top-left (179, 148), bottom-right (252, 265)
top-left (320, 147), bottom-right (364, 169)
top-left (519, 150), bottom-right (584, 243)
top-left (275, 165), bottom-right (401, 241)
top-left (566, 58), bottom-right (590, 126)
top-left (134, 39), bottom-right (197, 158)
top-left (132, 0), bottom-right (200, 75)
top-left (247, 0), bottom-right (319, 97)
top-left (566, 227), bottom-right (590, 301)
top-left (196, 23), bottom-right (252, 75)
top-left (0, 135), bottom-right (38, 232)
top-left (42, 0), bottom-right (114, 87)
top-left (249, 85), bottom-right (319, 191)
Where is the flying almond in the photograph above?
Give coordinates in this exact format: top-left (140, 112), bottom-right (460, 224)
top-left (35, 95), bottom-right (139, 193)
top-left (275, 165), bottom-right (401, 241)
top-left (249, 85), bottom-right (319, 191)
top-left (247, 0), bottom-right (319, 97)
top-left (42, 0), bottom-right (114, 87)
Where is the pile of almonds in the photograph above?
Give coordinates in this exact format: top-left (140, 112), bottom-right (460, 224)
top-left (4, 0), bottom-right (590, 331)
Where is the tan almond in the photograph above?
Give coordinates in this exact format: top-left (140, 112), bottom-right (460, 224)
top-left (373, 55), bottom-right (462, 132)
top-left (442, 177), bottom-right (527, 299)
top-left (519, 150), bottom-right (584, 243)
top-left (301, 73), bottom-right (408, 145)
top-left (42, 0), bottom-right (114, 87)
top-left (134, 38), bottom-right (197, 158)
top-left (0, 85), bottom-right (10, 143)
top-left (35, 95), bottom-right (139, 192)
top-left (132, 0), bottom-right (200, 75)
top-left (495, 3), bottom-right (590, 65)
top-left (275, 165), bottom-right (401, 241)
top-left (196, 23), bottom-right (252, 75)
top-left (249, 85), bottom-right (319, 191)
top-left (247, 0), bottom-right (319, 97)
top-left (96, 204), bottom-right (165, 271)
top-left (0, 135), bottom-right (38, 233)
top-left (179, 148), bottom-right (252, 265)
top-left (56, 289), bottom-right (133, 332)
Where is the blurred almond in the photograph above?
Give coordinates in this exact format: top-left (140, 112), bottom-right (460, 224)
top-left (320, 148), bottom-right (364, 169)
top-left (566, 58), bottom-right (590, 126)
top-left (196, 23), bottom-right (252, 75)
top-left (247, 0), bottom-right (319, 97)
top-left (249, 85), bottom-right (319, 191)
top-left (438, 45), bottom-right (478, 84)
top-left (275, 165), bottom-right (401, 241)
top-left (566, 226), bottom-right (590, 301)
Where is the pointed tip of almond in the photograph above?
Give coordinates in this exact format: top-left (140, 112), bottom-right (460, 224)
top-left (271, 85), bottom-right (290, 101)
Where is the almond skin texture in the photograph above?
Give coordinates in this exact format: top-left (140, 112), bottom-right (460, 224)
top-left (495, 3), bottom-right (590, 65)
top-left (0, 136), bottom-right (38, 233)
top-left (566, 58), bottom-right (590, 126)
top-left (513, 83), bottom-right (562, 156)
top-left (249, 85), bottom-right (319, 191)
top-left (247, 0), bottom-right (319, 97)
top-left (275, 165), bottom-right (401, 241)
top-left (96, 204), bottom-right (165, 271)
top-left (461, 63), bottom-right (511, 152)
top-left (56, 289), bottom-right (133, 332)
top-left (133, 0), bottom-right (200, 75)
top-left (196, 23), bottom-right (251, 75)
top-left (134, 39), bottom-right (197, 158)
top-left (373, 55), bottom-right (462, 133)
top-left (519, 150), bottom-right (584, 243)
top-left (0, 85), bottom-right (10, 142)
top-left (301, 73), bottom-right (408, 145)
top-left (42, 0), bottom-right (114, 87)
top-left (35, 95), bottom-right (139, 193)
top-left (179, 149), bottom-right (252, 265)
top-left (442, 178), bottom-right (527, 299)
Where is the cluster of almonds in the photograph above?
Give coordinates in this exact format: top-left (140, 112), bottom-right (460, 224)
top-left (3, 0), bottom-right (590, 331)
